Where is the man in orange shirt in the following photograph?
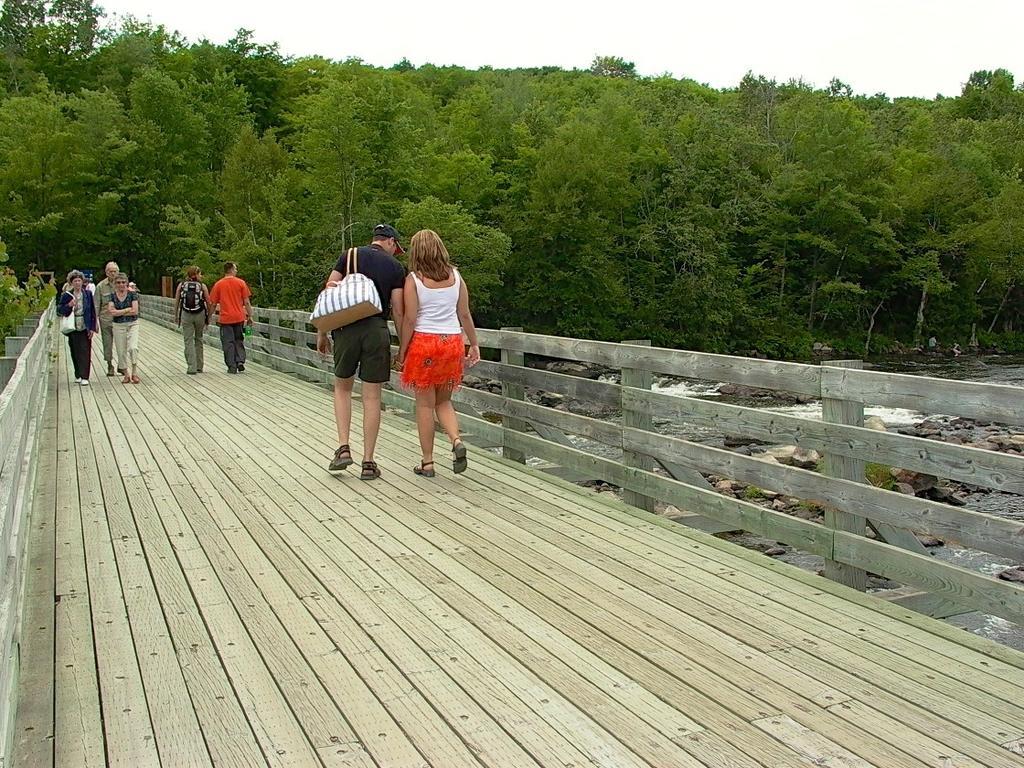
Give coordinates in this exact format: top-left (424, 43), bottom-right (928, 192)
top-left (208, 261), bottom-right (253, 373)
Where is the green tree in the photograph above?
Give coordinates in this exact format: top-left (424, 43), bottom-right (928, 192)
top-left (589, 55), bottom-right (636, 79)
top-left (22, 0), bottom-right (103, 92)
top-left (967, 177), bottom-right (1024, 332)
top-left (289, 66), bottom-right (426, 257)
top-left (898, 250), bottom-right (952, 346)
top-left (0, 0), bottom-right (45, 92)
top-left (396, 196), bottom-right (510, 318)
top-left (0, 90), bottom-right (84, 273)
top-left (220, 125), bottom-right (304, 304)
top-left (223, 29), bottom-right (286, 131)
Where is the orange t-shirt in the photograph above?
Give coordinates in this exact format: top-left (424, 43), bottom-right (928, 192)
top-left (209, 275), bottom-right (251, 325)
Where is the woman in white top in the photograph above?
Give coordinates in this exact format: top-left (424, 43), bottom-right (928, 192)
top-left (398, 230), bottom-right (481, 477)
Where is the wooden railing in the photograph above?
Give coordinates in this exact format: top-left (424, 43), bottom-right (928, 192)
top-left (0, 306), bottom-right (53, 760)
top-left (140, 296), bottom-right (1024, 626)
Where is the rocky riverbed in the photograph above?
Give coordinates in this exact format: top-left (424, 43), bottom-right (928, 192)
top-left (464, 355), bottom-right (1024, 649)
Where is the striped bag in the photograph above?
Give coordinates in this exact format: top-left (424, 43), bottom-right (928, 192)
top-left (309, 248), bottom-right (383, 332)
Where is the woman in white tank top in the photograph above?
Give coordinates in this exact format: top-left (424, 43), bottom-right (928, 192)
top-left (398, 230), bottom-right (481, 477)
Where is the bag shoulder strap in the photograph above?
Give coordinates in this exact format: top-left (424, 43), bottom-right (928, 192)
top-left (345, 247), bottom-right (358, 276)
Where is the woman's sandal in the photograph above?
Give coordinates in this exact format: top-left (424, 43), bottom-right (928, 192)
top-left (452, 440), bottom-right (468, 474)
top-left (360, 460), bottom-right (381, 481)
top-left (121, 374), bottom-right (131, 384)
top-left (414, 460), bottom-right (436, 478)
top-left (131, 374), bottom-right (141, 384)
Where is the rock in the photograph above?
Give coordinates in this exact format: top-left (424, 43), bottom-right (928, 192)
top-left (724, 434), bottom-right (754, 447)
top-left (864, 416), bottom-right (887, 432)
top-left (893, 482), bottom-right (916, 496)
top-left (928, 485), bottom-right (967, 506)
top-left (950, 417), bottom-right (977, 428)
top-left (764, 445), bottom-right (797, 464)
top-left (536, 391), bottom-right (564, 408)
top-left (579, 479), bottom-right (619, 493)
top-left (764, 547), bottom-right (787, 556)
top-left (1010, 435), bottom-right (1024, 446)
top-left (968, 441), bottom-right (999, 452)
top-left (997, 566), bottom-right (1024, 583)
top-left (917, 535), bottom-right (944, 548)
top-left (464, 375), bottom-right (502, 394)
top-left (791, 447), bottom-right (821, 470)
top-left (715, 479), bottom-right (738, 493)
top-left (572, 400), bottom-right (618, 420)
top-left (890, 469), bottom-right (938, 493)
top-left (753, 453), bottom-right (781, 465)
top-left (717, 383), bottom-right (747, 397)
top-left (542, 360), bottom-right (610, 380)
top-left (792, 505), bottom-right (820, 521)
top-left (717, 383), bottom-right (772, 399)
top-left (771, 499), bottom-right (790, 512)
top-left (760, 489), bottom-right (780, 500)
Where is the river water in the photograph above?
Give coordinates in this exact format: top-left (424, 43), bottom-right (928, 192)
top-left (643, 354), bottom-right (1024, 650)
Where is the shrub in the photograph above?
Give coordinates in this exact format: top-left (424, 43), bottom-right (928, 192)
top-left (865, 462), bottom-right (895, 490)
top-left (0, 264), bottom-right (56, 343)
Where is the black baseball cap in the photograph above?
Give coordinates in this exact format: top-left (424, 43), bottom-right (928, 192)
top-left (373, 224), bottom-right (404, 254)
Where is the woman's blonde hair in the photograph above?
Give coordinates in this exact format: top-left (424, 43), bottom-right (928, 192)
top-left (408, 230), bottom-right (452, 282)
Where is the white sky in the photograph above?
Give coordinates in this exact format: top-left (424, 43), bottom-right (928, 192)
top-left (99, 0), bottom-right (1023, 98)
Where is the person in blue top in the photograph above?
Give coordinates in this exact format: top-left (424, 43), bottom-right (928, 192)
top-left (57, 270), bottom-right (99, 385)
top-left (107, 273), bottom-right (141, 384)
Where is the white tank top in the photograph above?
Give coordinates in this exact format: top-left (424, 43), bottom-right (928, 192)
top-left (412, 269), bottom-right (462, 334)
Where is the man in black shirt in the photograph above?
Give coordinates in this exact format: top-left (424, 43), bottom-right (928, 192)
top-left (317, 224), bottom-right (407, 480)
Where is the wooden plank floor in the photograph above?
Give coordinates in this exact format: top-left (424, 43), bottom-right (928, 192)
top-left (13, 320), bottom-right (1024, 767)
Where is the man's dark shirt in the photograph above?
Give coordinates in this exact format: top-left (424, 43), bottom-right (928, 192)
top-left (332, 243), bottom-right (406, 323)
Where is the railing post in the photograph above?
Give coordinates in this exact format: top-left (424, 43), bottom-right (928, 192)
top-left (821, 359), bottom-right (868, 591)
top-left (4, 337), bottom-right (28, 358)
top-left (0, 358), bottom-right (16, 390)
top-left (500, 327), bottom-right (527, 463)
top-left (621, 339), bottom-right (656, 512)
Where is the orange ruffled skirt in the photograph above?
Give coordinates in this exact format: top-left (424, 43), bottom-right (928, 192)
top-left (401, 332), bottom-right (464, 391)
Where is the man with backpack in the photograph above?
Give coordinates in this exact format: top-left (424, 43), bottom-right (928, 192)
top-left (174, 266), bottom-right (212, 374)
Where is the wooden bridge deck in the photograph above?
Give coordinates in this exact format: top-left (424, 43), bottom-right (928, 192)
top-left (13, 320), bottom-right (1024, 767)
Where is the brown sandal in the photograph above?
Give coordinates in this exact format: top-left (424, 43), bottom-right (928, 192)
top-left (360, 461), bottom-right (381, 481)
top-left (452, 441), bottom-right (468, 474)
top-left (131, 374), bottom-right (141, 384)
top-left (414, 461), bottom-right (435, 478)
top-left (121, 374), bottom-right (131, 384)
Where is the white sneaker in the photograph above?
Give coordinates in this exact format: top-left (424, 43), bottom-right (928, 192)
top-left (75, 378), bottom-right (82, 384)
top-left (79, 379), bottom-right (90, 386)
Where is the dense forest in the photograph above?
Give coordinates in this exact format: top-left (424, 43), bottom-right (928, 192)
top-left (3, 2), bottom-right (1024, 357)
